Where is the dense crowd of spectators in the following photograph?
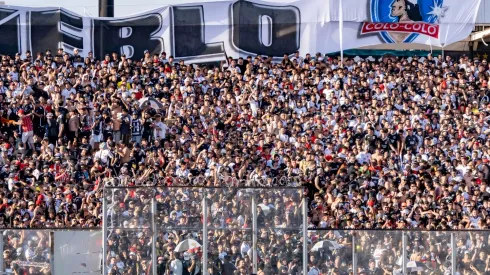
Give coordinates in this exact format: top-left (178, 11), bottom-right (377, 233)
top-left (2, 49), bottom-right (490, 231)
top-left (3, 47), bottom-right (490, 273)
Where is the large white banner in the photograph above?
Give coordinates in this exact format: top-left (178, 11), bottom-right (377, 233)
top-left (325, 0), bottom-right (482, 53)
top-left (0, 0), bottom-right (481, 63)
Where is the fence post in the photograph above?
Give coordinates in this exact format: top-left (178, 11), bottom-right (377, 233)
top-left (302, 197), bottom-right (308, 275)
top-left (402, 232), bottom-right (407, 274)
top-left (203, 192), bottom-right (208, 275)
top-left (451, 233), bottom-right (456, 275)
top-left (352, 233), bottom-right (357, 275)
top-left (49, 232), bottom-right (54, 274)
top-left (152, 197), bottom-right (157, 275)
top-left (102, 190), bottom-right (107, 275)
top-left (0, 230), bottom-right (3, 273)
top-left (252, 190), bottom-right (258, 273)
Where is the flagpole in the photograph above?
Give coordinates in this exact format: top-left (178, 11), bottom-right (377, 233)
top-left (339, 0), bottom-right (344, 68)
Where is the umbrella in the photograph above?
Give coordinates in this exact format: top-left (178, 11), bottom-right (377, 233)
top-left (174, 239), bottom-right (201, 252)
top-left (407, 261), bottom-right (426, 272)
top-left (310, 240), bottom-right (342, 251)
top-left (257, 203), bottom-right (272, 215)
top-left (139, 97), bottom-right (164, 110)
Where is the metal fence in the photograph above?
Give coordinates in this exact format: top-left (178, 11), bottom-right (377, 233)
top-left (0, 186), bottom-right (486, 274)
top-left (102, 186), bottom-right (307, 275)
top-left (100, 186), bottom-right (487, 275)
top-left (0, 228), bottom-right (478, 275)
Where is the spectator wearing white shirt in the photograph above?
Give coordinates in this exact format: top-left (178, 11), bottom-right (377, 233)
top-left (152, 114), bottom-right (168, 142)
top-left (61, 82), bottom-right (76, 100)
top-left (169, 252), bottom-right (183, 275)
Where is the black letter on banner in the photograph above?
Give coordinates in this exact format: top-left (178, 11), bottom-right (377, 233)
top-left (93, 14), bottom-right (164, 61)
top-left (172, 6), bottom-right (225, 59)
top-left (30, 10), bottom-right (84, 55)
top-left (231, 1), bottom-right (300, 56)
top-left (0, 8), bottom-right (20, 56)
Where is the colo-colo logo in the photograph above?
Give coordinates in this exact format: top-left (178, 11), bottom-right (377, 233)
top-left (361, 0), bottom-right (448, 43)
top-left (0, 1), bottom-right (301, 61)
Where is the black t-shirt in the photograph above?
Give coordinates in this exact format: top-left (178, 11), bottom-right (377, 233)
top-left (32, 106), bottom-right (45, 126)
top-left (329, 161), bottom-right (341, 174)
top-left (405, 135), bottom-right (418, 148)
top-left (364, 134), bottom-right (377, 148)
top-left (33, 141), bottom-right (42, 153)
top-left (379, 137), bottom-right (390, 150)
top-left (182, 260), bottom-right (191, 275)
top-left (221, 262), bottom-right (237, 275)
top-left (237, 60), bottom-right (247, 73)
top-left (388, 133), bottom-right (399, 145)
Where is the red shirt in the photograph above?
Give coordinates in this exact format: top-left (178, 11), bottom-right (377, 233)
top-left (21, 116), bottom-right (33, 132)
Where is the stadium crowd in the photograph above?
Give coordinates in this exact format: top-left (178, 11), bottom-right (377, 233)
top-left (1, 49), bottom-right (490, 230)
top-left (2, 230), bottom-right (51, 274)
top-left (2, 47), bottom-right (490, 273)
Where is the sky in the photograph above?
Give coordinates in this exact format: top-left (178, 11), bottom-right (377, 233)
top-left (9, 0), bottom-right (296, 17)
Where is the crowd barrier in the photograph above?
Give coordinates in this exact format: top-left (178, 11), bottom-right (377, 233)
top-left (0, 186), bottom-right (486, 274)
top-left (0, 229), bottom-right (480, 274)
top-left (98, 186), bottom-right (487, 275)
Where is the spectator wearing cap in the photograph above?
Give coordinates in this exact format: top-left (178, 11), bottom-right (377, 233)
top-left (12, 109), bottom-right (34, 153)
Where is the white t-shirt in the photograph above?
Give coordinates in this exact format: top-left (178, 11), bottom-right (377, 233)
top-left (170, 259), bottom-right (183, 275)
top-left (95, 149), bottom-right (113, 165)
top-left (61, 88), bottom-right (76, 100)
top-left (153, 121), bottom-right (168, 140)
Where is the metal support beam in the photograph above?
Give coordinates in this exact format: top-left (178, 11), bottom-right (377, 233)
top-left (451, 233), bottom-right (457, 275)
top-left (152, 198), bottom-right (157, 275)
top-left (102, 190), bottom-right (107, 275)
top-left (203, 195), bottom-right (208, 275)
top-left (339, 0), bottom-right (344, 69)
top-left (99, 0), bottom-right (114, 17)
top-left (302, 197), bottom-right (308, 275)
top-left (402, 232), bottom-right (407, 275)
top-left (252, 191), bottom-right (258, 273)
top-left (0, 230), bottom-right (4, 273)
top-left (49, 232), bottom-right (54, 274)
top-left (352, 234), bottom-right (357, 275)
